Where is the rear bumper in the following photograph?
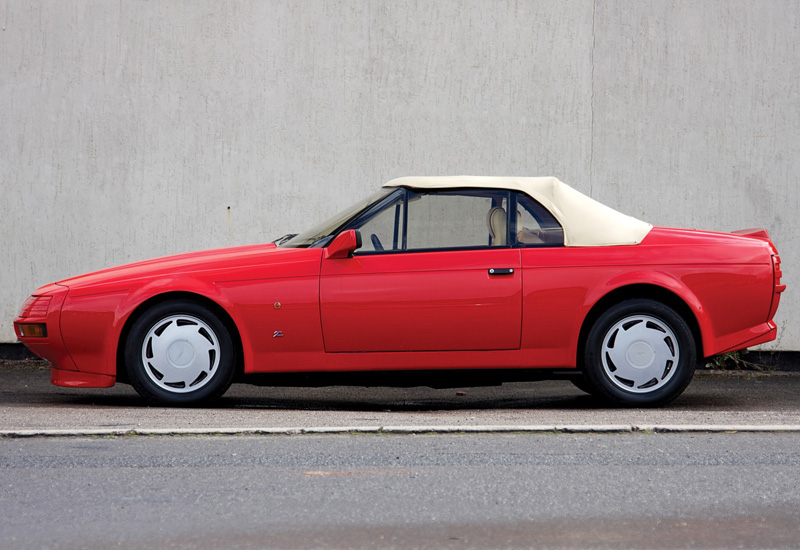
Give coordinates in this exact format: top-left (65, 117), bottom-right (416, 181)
top-left (716, 322), bottom-right (777, 355)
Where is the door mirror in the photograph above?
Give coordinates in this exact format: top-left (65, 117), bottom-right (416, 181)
top-left (324, 229), bottom-right (362, 259)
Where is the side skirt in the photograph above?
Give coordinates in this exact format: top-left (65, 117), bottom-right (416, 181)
top-left (243, 368), bottom-right (581, 389)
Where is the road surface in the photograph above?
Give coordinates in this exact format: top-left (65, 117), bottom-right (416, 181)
top-left (2, 432), bottom-right (799, 549)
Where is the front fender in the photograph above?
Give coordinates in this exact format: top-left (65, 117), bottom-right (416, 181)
top-left (61, 276), bottom-right (241, 377)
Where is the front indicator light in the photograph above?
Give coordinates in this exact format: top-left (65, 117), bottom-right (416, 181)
top-left (18, 323), bottom-right (47, 338)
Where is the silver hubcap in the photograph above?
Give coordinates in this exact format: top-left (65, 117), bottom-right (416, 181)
top-left (601, 314), bottom-right (680, 393)
top-left (141, 314), bottom-right (220, 394)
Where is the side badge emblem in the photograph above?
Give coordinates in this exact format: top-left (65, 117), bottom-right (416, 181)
top-left (273, 330), bottom-right (284, 338)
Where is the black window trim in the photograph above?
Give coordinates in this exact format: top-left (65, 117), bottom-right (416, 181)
top-left (326, 186), bottom-right (565, 255)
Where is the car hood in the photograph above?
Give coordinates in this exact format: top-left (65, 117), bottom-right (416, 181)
top-left (56, 243), bottom-right (320, 291)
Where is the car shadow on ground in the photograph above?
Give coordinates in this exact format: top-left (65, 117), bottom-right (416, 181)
top-left (0, 363), bottom-right (779, 411)
top-left (217, 390), bottom-right (743, 411)
top-left (33, 384), bottom-right (745, 412)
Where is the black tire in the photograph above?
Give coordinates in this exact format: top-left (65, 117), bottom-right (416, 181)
top-left (582, 299), bottom-right (696, 407)
top-left (569, 375), bottom-right (599, 396)
top-left (125, 300), bottom-right (236, 406)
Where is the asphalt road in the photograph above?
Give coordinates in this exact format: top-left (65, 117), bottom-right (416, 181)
top-left (2, 433), bottom-right (799, 549)
top-left (2, 362), bottom-right (800, 433)
top-left (3, 363), bottom-right (800, 549)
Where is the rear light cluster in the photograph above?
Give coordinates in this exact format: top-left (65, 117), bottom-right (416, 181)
top-left (768, 254), bottom-right (786, 322)
top-left (773, 255), bottom-right (785, 292)
top-left (18, 295), bottom-right (52, 318)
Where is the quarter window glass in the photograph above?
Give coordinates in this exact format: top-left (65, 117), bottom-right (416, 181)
top-left (514, 193), bottom-right (564, 246)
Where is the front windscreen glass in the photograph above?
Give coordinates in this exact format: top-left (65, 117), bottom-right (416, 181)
top-left (279, 188), bottom-right (394, 248)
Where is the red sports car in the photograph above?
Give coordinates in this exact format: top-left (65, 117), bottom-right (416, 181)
top-left (15, 177), bottom-right (785, 406)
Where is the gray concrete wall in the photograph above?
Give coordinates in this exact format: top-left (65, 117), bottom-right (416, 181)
top-left (1, 0), bottom-right (797, 350)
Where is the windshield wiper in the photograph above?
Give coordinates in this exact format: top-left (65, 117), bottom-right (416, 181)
top-left (272, 233), bottom-right (298, 245)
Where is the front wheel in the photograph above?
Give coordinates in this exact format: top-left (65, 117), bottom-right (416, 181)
top-left (582, 299), bottom-right (696, 407)
top-left (125, 300), bottom-right (236, 406)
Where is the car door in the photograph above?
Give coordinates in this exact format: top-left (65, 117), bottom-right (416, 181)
top-left (320, 188), bottom-right (522, 353)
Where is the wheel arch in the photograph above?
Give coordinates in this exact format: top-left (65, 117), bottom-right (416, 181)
top-left (115, 291), bottom-right (245, 384)
top-left (576, 284), bottom-right (704, 370)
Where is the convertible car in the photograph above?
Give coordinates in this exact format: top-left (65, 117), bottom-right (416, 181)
top-left (15, 176), bottom-right (784, 406)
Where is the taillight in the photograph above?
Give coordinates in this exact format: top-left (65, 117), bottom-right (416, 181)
top-left (773, 255), bottom-right (785, 292)
top-left (18, 295), bottom-right (52, 318)
top-left (768, 255), bottom-right (786, 321)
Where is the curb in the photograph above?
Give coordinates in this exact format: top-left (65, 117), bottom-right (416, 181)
top-left (3, 424), bottom-right (800, 438)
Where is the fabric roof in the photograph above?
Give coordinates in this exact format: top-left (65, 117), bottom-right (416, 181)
top-left (383, 176), bottom-right (652, 247)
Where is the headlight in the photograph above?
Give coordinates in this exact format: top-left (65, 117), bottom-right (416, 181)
top-left (18, 295), bottom-right (53, 318)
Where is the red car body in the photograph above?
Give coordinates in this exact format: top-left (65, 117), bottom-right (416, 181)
top-left (14, 177), bottom-right (785, 406)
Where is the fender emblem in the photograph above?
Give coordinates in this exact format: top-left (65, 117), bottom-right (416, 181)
top-left (273, 330), bottom-right (284, 338)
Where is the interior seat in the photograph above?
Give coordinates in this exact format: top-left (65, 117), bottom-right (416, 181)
top-left (487, 206), bottom-right (507, 246)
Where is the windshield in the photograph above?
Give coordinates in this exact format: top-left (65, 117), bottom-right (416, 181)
top-left (279, 188), bottom-right (394, 248)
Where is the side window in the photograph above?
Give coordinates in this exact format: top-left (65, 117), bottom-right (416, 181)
top-left (406, 190), bottom-right (509, 250)
top-left (350, 188), bottom-right (513, 253)
top-left (354, 194), bottom-right (405, 252)
top-left (514, 193), bottom-right (564, 246)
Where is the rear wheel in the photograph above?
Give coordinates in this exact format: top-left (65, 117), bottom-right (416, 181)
top-left (582, 299), bottom-right (696, 407)
top-left (125, 300), bottom-right (235, 406)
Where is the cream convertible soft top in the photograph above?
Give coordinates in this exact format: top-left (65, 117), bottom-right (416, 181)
top-left (384, 176), bottom-right (652, 247)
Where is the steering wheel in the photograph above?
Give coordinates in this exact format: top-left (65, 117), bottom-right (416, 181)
top-left (370, 234), bottom-right (384, 251)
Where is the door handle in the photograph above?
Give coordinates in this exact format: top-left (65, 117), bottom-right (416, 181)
top-left (488, 268), bottom-right (514, 275)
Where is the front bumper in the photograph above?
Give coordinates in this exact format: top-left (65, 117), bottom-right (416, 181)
top-left (51, 367), bottom-right (116, 388)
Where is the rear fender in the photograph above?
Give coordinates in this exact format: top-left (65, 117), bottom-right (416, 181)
top-left (583, 270), bottom-right (712, 356)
